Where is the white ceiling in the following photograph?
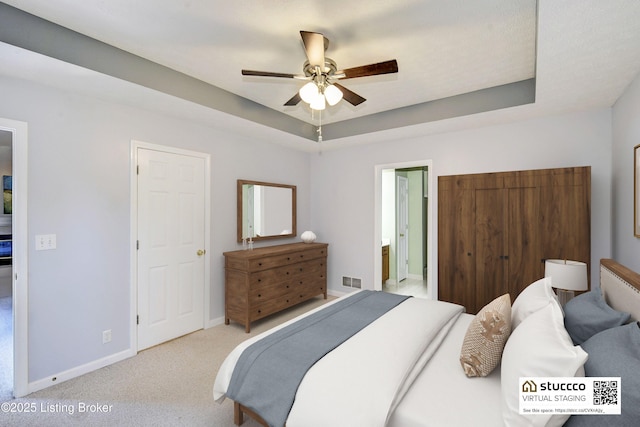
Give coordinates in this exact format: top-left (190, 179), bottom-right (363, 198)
top-left (1, 0), bottom-right (640, 150)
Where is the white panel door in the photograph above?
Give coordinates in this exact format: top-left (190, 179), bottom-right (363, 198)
top-left (137, 148), bottom-right (205, 350)
top-left (397, 175), bottom-right (409, 282)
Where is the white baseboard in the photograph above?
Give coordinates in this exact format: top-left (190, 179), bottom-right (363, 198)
top-left (328, 288), bottom-right (349, 297)
top-left (27, 348), bottom-right (135, 395)
top-left (206, 316), bottom-right (225, 329)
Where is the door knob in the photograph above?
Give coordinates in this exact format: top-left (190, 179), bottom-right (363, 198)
top-left (197, 249), bottom-right (206, 256)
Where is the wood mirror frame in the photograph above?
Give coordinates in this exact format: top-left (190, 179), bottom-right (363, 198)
top-left (237, 179), bottom-right (297, 242)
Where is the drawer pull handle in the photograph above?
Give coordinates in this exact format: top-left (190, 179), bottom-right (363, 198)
top-left (287, 257), bottom-right (291, 261)
top-left (258, 262), bottom-right (263, 266)
top-left (258, 309), bottom-right (262, 314)
top-left (258, 294), bottom-right (261, 298)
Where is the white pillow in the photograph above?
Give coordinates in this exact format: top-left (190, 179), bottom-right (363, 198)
top-left (511, 277), bottom-right (560, 329)
top-left (501, 302), bottom-right (588, 427)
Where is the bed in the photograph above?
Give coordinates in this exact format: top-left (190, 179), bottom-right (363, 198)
top-left (213, 258), bottom-right (640, 427)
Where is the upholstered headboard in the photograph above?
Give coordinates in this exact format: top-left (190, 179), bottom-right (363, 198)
top-left (600, 258), bottom-right (640, 321)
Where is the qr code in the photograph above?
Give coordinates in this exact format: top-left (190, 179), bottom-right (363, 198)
top-left (593, 380), bottom-right (618, 405)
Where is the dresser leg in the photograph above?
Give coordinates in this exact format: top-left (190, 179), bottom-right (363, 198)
top-left (225, 318), bottom-right (229, 325)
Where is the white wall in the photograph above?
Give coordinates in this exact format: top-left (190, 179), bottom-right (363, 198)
top-left (0, 68), bottom-right (624, 391)
top-left (310, 109), bottom-right (613, 295)
top-left (0, 76), bottom-right (312, 386)
top-left (612, 71), bottom-right (640, 271)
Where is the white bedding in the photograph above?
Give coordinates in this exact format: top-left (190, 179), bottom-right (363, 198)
top-left (388, 312), bottom-right (503, 427)
top-left (215, 260), bottom-right (640, 427)
top-left (214, 291), bottom-right (465, 427)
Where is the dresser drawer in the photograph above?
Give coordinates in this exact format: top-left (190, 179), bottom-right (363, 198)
top-left (249, 269), bottom-right (327, 303)
top-left (247, 246), bottom-right (327, 271)
top-left (249, 258), bottom-right (325, 286)
top-left (249, 282), bottom-right (327, 322)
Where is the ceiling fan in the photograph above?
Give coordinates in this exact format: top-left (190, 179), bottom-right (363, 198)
top-left (241, 31), bottom-right (398, 111)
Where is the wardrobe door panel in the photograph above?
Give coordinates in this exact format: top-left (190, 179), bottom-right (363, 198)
top-left (438, 178), bottom-right (475, 312)
top-left (507, 186), bottom-right (542, 299)
top-left (475, 188), bottom-right (507, 313)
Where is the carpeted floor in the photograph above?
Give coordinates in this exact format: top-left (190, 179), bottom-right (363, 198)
top-left (0, 295), bottom-right (334, 426)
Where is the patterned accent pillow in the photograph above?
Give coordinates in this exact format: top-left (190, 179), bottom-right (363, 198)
top-left (460, 294), bottom-right (512, 377)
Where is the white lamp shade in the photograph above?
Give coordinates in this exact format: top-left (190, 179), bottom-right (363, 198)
top-left (309, 92), bottom-right (326, 110)
top-left (544, 259), bottom-right (588, 291)
top-left (324, 84), bottom-right (343, 106)
top-left (299, 82), bottom-right (319, 104)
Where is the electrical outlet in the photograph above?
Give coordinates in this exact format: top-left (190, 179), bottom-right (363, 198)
top-left (102, 329), bottom-right (112, 344)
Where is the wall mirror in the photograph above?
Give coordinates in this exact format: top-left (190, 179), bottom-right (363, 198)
top-left (237, 179), bottom-right (297, 242)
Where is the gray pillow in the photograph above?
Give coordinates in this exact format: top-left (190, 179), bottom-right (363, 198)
top-left (564, 322), bottom-right (640, 427)
top-left (563, 290), bottom-right (630, 345)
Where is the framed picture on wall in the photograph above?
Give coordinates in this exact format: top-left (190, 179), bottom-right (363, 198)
top-left (636, 145), bottom-right (640, 237)
top-left (2, 175), bottom-right (10, 215)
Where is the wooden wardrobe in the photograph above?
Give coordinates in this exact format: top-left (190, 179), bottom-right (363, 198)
top-left (438, 166), bottom-right (590, 314)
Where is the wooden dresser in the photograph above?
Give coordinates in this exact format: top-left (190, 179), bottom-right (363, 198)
top-left (223, 242), bottom-right (328, 332)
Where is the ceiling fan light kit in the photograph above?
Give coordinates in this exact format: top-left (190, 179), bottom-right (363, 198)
top-left (241, 30), bottom-right (398, 113)
top-left (299, 80), bottom-right (343, 110)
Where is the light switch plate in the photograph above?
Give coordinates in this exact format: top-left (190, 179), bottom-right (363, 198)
top-left (35, 234), bottom-right (56, 251)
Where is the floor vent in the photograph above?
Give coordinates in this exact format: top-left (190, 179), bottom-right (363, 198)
top-left (342, 276), bottom-right (362, 288)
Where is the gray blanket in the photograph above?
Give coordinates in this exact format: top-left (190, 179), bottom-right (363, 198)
top-left (226, 290), bottom-right (410, 427)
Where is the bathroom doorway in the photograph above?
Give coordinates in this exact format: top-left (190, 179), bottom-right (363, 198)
top-left (374, 160), bottom-right (433, 299)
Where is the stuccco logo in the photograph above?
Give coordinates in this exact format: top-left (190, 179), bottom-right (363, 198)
top-left (540, 382), bottom-right (586, 391)
top-left (522, 379), bottom-right (586, 392)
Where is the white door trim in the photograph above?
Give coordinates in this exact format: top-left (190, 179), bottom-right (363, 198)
top-left (374, 160), bottom-right (434, 299)
top-left (130, 140), bottom-right (211, 353)
top-left (0, 118), bottom-right (28, 397)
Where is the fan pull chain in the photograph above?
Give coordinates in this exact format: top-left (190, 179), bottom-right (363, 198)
top-left (317, 110), bottom-right (323, 143)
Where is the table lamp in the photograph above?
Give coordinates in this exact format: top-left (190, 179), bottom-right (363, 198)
top-left (544, 259), bottom-right (588, 305)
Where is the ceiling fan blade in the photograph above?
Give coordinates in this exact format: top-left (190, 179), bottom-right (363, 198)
top-left (242, 70), bottom-right (297, 78)
top-left (300, 31), bottom-right (327, 69)
top-left (339, 60), bottom-right (398, 79)
top-left (333, 83), bottom-right (366, 106)
top-left (284, 92), bottom-right (302, 106)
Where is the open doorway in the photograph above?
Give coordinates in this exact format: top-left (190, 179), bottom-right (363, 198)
top-left (374, 160), bottom-right (433, 299)
top-left (0, 118), bottom-right (27, 399)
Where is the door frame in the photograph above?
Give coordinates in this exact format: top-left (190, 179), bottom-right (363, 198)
top-left (374, 160), bottom-right (434, 298)
top-left (0, 118), bottom-right (28, 397)
top-left (129, 140), bottom-right (211, 353)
